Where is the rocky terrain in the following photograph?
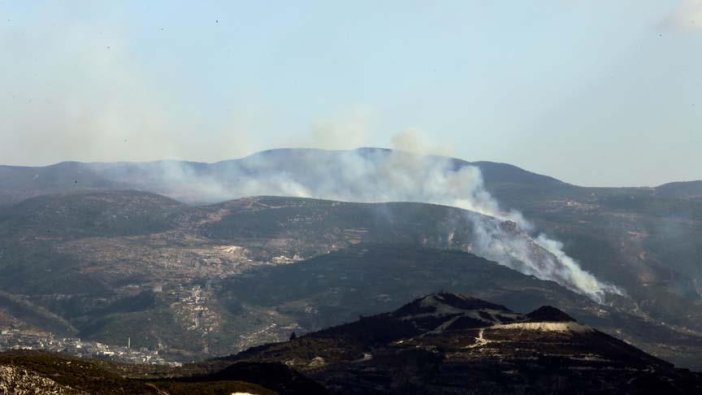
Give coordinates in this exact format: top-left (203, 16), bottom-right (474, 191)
top-left (2, 293), bottom-right (699, 394)
top-left (0, 190), bottom-right (700, 368)
top-left (1, 191), bottom-right (610, 360)
top-left (0, 364), bottom-right (80, 395)
top-left (0, 349), bottom-right (297, 394)
top-left (220, 292), bottom-right (702, 394)
top-left (0, 148), bottom-right (701, 371)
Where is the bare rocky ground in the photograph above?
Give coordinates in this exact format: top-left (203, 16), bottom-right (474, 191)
top-left (0, 365), bottom-right (83, 395)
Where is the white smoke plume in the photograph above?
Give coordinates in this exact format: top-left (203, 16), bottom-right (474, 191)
top-left (104, 142), bottom-right (621, 303)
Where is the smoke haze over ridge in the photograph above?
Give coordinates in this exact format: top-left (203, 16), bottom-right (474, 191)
top-left (90, 139), bottom-right (621, 303)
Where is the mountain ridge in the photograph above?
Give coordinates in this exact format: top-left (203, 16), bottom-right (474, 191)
top-left (5, 293), bottom-right (698, 394)
top-left (3, 147), bottom-right (700, 187)
top-left (217, 292), bottom-right (701, 394)
top-left (1, 149), bottom-right (702, 369)
top-left (1, 191), bottom-right (702, 368)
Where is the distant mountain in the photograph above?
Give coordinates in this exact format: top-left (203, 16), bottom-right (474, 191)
top-left (219, 292), bottom-right (702, 394)
top-left (656, 180), bottom-right (702, 199)
top-left (0, 148), bottom-right (698, 207)
top-left (1, 148), bottom-right (701, 370)
top-left (0, 148), bottom-right (571, 206)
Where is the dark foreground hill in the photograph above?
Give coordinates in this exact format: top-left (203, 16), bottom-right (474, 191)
top-left (0, 349), bottom-right (317, 394)
top-left (218, 292), bottom-right (702, 394)
top-left (2, 293), bottom-right (699, 394)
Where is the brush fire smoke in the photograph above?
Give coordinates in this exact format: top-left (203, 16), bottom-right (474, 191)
top-left (118, 147), bottom-right (622, 303)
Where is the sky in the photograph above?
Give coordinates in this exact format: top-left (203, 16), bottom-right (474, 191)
top-left (0, 0), bottom-right (700, 187)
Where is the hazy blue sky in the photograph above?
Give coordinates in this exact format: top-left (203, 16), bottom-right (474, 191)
top-left (1, 1), bottom-right (700, 186)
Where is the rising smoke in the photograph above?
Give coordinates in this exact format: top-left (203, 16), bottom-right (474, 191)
top-left (109, 143), bottom-right (622, 303)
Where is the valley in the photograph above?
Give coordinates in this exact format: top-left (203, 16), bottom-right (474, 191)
top-left (1, 149), bottom-right (701, 372)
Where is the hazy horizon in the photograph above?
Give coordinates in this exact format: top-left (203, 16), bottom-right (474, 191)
top-left (1, 1), bottom-right (700, 187)
top-left (2, 145), bottom-right (699, 189)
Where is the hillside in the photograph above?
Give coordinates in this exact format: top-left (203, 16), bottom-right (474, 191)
top-left (0, 191), bottom-right (701, 368)
top-left (0, 350), bottom-right (308, 394)
top-left (219, 292), bottom-right (702, 394)
top-left (2, 293), bottom-right (700, 394)
top-left (0, 149), bottom-right (701, 370)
